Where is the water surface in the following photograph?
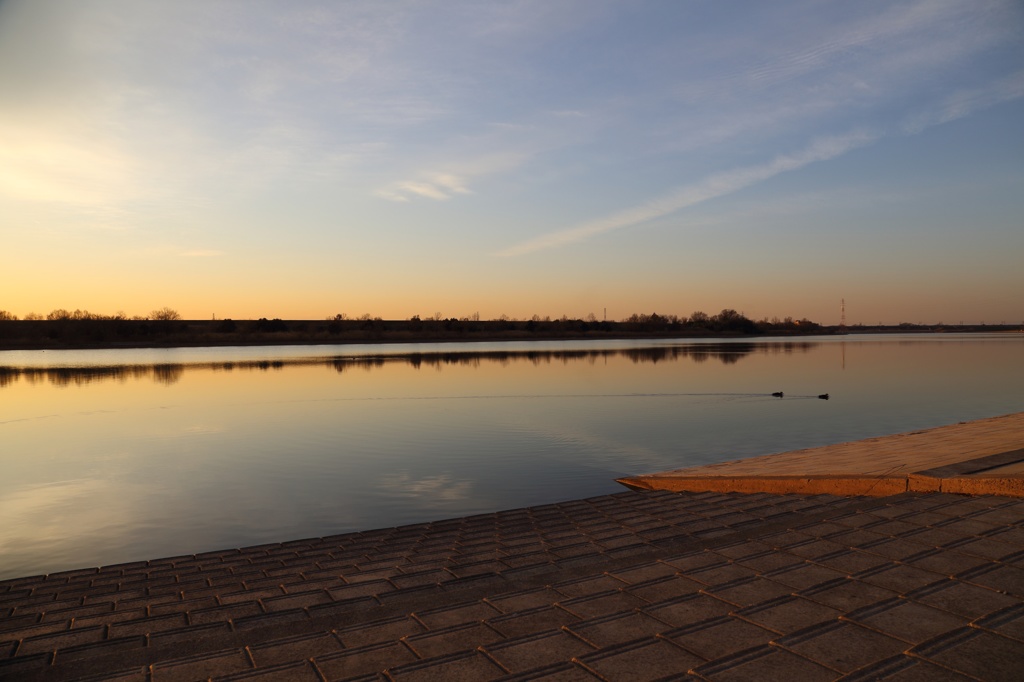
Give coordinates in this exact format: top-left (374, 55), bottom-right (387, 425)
top-left (1, 334), bottom-right (1022, 578)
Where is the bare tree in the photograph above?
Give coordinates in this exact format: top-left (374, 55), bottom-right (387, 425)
top-left (150, 307), bottom-right (182, 321)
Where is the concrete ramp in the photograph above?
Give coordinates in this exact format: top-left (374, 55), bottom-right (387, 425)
top-left (619, 412), bottom-right (1024, 497)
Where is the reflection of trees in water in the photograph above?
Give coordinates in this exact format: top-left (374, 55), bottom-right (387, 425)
top-left (0, 364), bottom-right (186, 388)
top-left (0, 342), bottom-right (820, 387)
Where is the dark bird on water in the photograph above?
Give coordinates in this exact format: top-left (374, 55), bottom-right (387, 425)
top-left (818, 393), bottom-right (830, 400)
top-left (771, 391), bottom-right (784, 397)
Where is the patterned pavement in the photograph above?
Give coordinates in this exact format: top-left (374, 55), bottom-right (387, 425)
top-left (4, 414), bottom-right (1024, 680)
top-left (2, 487), bottom-right (1023, 681)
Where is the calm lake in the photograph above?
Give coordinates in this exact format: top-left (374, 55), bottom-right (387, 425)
top-left (2, 334), bottom-right (1022, 579)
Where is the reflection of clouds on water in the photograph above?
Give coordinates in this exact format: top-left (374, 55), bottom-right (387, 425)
top-left (0, 478), bottom-right (154, 572)
top-left (376, 472), bottom-right (474, 507)
top-left (513, 420), bottom-right (679, 475)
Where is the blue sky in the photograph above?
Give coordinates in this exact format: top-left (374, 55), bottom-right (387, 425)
top-left (1, 0), bottom-right (1022, 323)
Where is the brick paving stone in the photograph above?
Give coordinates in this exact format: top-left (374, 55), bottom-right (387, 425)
top-left (390, 570), bottom-right (452, 589)
top-left (732, 550), bottom-right (804, 574)
top-left (782, 539), bottom-right (848, 560)
top-left (705, 576), bottom-right (794, 608)
top-left (0, 620), bottom-right (69, 642)
top-left (844, 598), bottom-right (967, 644)
top-left (16, 624), bottom-right (106, 655)
top-left (823, 524), bottom-right (888, 548)
top-left (217, 659), bottom-right (323, 681)
top-left (906, 579), bottom-right (1020, 619)
top-left (233, 608), bottom-right (309, 632)
top-left (625, 575), bottom-right (704, 603)
top-left (189, 601), bottom-right (262, 625)
top-left (910, 627), bottom-right (1024, 681)
top-left (735, 596), bottom-right (842, 635)
top-left (148, 595), bottom-right (220, 616)
top-left (483, 629), bottom-right (594, 673)
top-left (314, 640), bottom-right (418, 680)
top-left (0, 652), bottom-right (53, 678)
top-left (568, 611), bottom-right (668, 648)
top-left (607, 561), bottom-right (678, 584)
top-left (901, 527), bottom-right (969, 549)
top-left (552, 575), bottom-right (627, 598)
top-left (415, 599), bottom-right (502, 629)
top-left (577, 637), bottom-right (703, 680)
top-left (557, 590), bottom-right (646, 620)
top-left (852, 563), bottom-right (947, 595)
top-left (261, 590), bottom-right (331, 612)
top-left (776, 620), bottom-right (908, 674)
top-left (661, 550), bottom-right (728, 573)
top-left (824, 655), bottom-right (945, 681)
top-left (327, 580), bottom-right (394, 601)
top-left (248, 631), bottom-right (343, 667)
top-left (219, 588), bottom-right (281, 605)
top-left (665, 615), bottom-right (777, 660)
top-left (800, 578), bottom-right (900, 612)
top-left (970, 504), bottom-right (1024, 526)
top-left (403, 621), bottom-right (504, 658)
top-left (860, 520), bottom-right (924, 538)
top-left (946, 535), bottom-right (1019, 561)
top-left (55, 635), bottom-right (147, 665)
top-left (858, 537), bottom-right (937, 562)
top-left (763, 562), bottom-right (847, 590)
top-left (69, 665), bottom-right (150, 681)
top-left (150, 621), bottom-right (233, 651)
top-left (974, 604), bottom-right (1024, 643)
top-left (902, 548), bottom-right (991, 577)
top-left (684, 562), bottom-right (758, 587)
top-left (691, 644), bottom-right (837, 681)
top-left (812, 549), bottom-right (890, 575)
top-left (335, 615), bottom-right (426, 648)
top-left (486, 588), bottom-right (565, 614)
top-left (387, 650), bottom-right (506, 682)
top-left (486, 606), bottom-right (580, 638)
top-left (151, 647), bottom-right (253, 682)
top-left (642, 593), bottom-right (734, 629)
top-left (989, 526), bottom-right (1024, 548)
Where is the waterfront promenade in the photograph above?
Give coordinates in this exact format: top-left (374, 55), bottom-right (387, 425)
top-left (2, 415), bottom-right (1023, 680)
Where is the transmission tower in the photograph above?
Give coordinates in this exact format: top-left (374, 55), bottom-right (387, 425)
top-left (840, 298), bottom-right (846, 329)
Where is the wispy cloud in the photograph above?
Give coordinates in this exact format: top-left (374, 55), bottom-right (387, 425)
top-left (901, 70), bottom-right (1024, 134)
top-left (497, 130), bottom-right (879, 257)
top-left (499, 64), bottom-right (1024, 258)
top-left (376, 173), bottom-right (471, 202)
top-left (376, 151), bottom-right (530, 202)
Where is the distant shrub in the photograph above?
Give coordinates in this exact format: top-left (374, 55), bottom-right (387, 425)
top-left (151, 307), bottom-right (181, 321)
top-left (255, 318), bottom-right (288, 332)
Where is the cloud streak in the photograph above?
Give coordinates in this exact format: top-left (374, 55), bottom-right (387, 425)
top-left (499, 69), bottom-right (1024, 258)
top-left (497, 130), bottom-right (879, 257)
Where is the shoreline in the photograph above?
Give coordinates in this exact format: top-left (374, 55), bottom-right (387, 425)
top-left (1, 318), bottom-right (1018, 352)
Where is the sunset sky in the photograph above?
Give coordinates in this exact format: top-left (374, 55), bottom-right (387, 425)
top-left (2, 0), bottom-right (1022, 324)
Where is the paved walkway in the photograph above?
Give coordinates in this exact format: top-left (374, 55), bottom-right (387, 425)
top-left (620, 412), bottom-right (1024, 497)
top-left (2, 417), bottom-right (1023, 681)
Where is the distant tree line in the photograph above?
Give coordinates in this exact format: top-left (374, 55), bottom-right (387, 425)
top-left (0, 307), bottom-right (181, 321)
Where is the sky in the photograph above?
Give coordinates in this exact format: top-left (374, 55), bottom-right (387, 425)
top-left (1, 0), bottom-right (1022, 325)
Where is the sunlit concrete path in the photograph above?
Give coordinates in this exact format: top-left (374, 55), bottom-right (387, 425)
top-left (2, 416), bottom-right (1024, 681)
top-left (620, 411), bottom-right (1024, 497)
